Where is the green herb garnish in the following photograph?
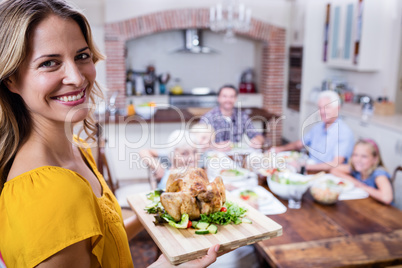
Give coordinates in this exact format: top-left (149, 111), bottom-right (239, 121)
top-left (199, 201), bottom-right (247, 225)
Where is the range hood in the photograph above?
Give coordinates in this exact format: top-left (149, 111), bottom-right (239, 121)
top-left (174, 29), bottom-right (217, 54)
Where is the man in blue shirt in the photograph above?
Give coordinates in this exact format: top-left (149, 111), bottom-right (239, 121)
top-left (275, 90), bottom-right (354, 172)
top-left (200, 84), bottom-right (265, 151)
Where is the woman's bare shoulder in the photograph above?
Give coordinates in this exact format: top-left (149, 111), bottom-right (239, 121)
top-left (7, 144), bottom-right (56, 181)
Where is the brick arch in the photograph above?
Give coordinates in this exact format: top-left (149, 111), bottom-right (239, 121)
top-left (104, 8), bottom-right (285, 145)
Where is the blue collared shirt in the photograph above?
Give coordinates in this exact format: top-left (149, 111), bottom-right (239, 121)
top-left (303, 118), bottom-right (354, 164)
top-left (200, 107), bottom-right (261, 143)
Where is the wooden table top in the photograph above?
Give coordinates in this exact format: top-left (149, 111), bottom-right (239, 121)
top-left (255, 189), bottom-right (402, 268)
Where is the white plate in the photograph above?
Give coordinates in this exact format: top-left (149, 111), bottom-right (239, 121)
top-left (230, 186), bottom-right (287, 215)
top-left (230, 185), bottom-right (273, 205)
top-left (219, 168), bottom-right (250, 183)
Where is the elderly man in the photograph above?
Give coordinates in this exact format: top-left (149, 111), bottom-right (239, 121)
top-left (275, 90), bottom-right (354, 172)
top-left (200, 84), bottom-right (265, 150)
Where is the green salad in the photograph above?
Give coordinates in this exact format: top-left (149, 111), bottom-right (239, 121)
top-left (271, 173), bottom-right (308, 185)
top-left (220, 169), bottom-right (244, 177)
top-left (199, 201), bottom-right (248, 225)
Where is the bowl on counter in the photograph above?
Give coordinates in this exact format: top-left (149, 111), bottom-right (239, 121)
top-left (135, 105), bottom-right (157, 119)
top-left (310, 176), bottom-right (343, 205)
top-left (267, 171), bottom-right (310, 200)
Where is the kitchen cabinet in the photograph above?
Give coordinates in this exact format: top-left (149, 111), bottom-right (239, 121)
top-left (324, 0), bottom-right (385, 71)
top-left (283, 108), bottom-right (301, 143)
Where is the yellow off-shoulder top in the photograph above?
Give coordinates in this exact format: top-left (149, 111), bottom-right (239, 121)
top-left (0, 144), bottom-right (134, 268)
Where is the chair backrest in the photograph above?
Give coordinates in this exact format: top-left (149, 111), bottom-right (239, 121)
top-left (98, 144), bottom-right (119, 195)
top-left (147, 155), bottom-right (170, 191)
top-left (392, 166), bottom-right (402, 188)
top-left (97, 137), bottom-right (160, 193)
top-left (95, 123), bottom-right (119, 194)
top-left (144, 155), bottom-right (171, 190)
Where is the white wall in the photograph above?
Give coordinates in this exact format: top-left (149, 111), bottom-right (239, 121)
top-left (70, 0), bottom-right (107, 86)
top-left (300, 1), bottom-right (336, 125)
top-left (289, 0), bottom-right (307, 47)
top-left (282, 0), bottom-right (309, 142)
top-left (105, 0), bottom-right (292, 28)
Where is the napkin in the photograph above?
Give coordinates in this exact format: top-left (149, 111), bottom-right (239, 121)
top-left (258, 194), bottom-right (287, 215)
top-left (339, 187), bottom-right (369, 200)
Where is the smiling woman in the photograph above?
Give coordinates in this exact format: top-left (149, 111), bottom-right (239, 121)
top-left (6, 15), bottom-right (96, 123)
top-left (0, 1), bottom-right (220, 267)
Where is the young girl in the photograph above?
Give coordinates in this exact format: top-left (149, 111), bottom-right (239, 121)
top-left (189, 123), bottom-right (215, 154)
top-left (140, 129), bottom-right (199, 189)
top-left (331, 139), bottom-right (393, 205)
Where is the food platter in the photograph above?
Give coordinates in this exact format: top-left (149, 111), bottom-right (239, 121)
top-left (275, 151), bottom-right (301, 162)
top-left (316, 174), bottom-right (354, 192)
top-left (128, 192), bottom-right (282, 265)
top-left (219, 167), bottom-right (250, 183)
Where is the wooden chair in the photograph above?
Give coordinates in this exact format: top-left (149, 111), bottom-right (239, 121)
top-left (97, 138), bottom-right (156, 209)
top-left (391, 166), bottom-right (402, 188)
top-left (391, 166), bottom-right (402, 210)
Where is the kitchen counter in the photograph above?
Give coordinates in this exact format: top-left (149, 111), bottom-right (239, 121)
top-left (340, 103), bottom-right (402, 133)
top-left (305, 101), bottom-right (402, 133)
top-left (99, 107), bottom-right (279, 125)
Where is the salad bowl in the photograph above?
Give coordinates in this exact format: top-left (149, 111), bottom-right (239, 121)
top-left (267, 171), bottom-right (310, 200)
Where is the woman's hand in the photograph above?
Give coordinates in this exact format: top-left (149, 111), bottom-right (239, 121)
top-left (149, 244), bottom-right (220, 268)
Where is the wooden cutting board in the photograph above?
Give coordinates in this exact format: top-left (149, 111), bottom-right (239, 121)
top-left (127, 193), bottom-right (283, 265)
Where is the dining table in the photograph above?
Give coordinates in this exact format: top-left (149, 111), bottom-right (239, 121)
top-left (254, 185), bottom-right (402, 268)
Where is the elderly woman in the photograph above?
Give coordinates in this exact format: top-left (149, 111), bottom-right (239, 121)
top-left (0, 0), bottom-right (219, 267)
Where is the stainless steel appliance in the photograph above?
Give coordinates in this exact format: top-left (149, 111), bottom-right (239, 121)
top-left (172, 29), bottom-right (218, 54)
top-left (169, 93), bottom-right (217, 108)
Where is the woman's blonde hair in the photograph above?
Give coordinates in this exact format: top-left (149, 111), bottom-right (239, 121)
top-left (350, 139), bottom-right (385, 175)
top-left (0, 0), bottom-right (105, 191)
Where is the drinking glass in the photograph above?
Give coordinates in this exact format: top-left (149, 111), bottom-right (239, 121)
top-left (298, 148), bottom-right (309, 175)
top-left (247, 172), bottom-right (258, 188)
top-left (288, 185), bottom-right (306, 209)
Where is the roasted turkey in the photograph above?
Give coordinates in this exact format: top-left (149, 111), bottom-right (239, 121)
top-left (160, 168), bottom-right (226, 221)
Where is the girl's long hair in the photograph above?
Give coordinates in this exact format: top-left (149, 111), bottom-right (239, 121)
top-left (0, 0), bottom-right (105, 192)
